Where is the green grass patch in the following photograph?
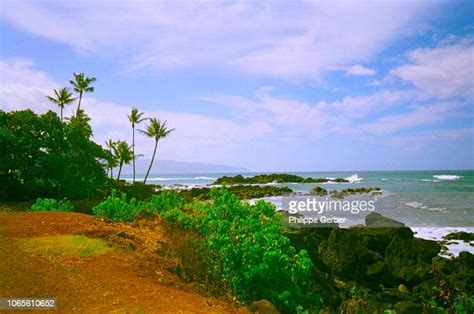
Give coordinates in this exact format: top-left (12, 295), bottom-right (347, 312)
top-left (20, 235), bottom-right (112, 258)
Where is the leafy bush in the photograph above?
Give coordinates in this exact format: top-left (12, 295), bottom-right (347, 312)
top-left (29, 198), bottom-right (74, 212)
top-left (0, 109), bottom-right (107, 200)
top-left (160, 207), bottom-right (195, 229)
top-left (92, 190), bottom-right (142, 221)
top-left (200, 187), bottom-right (320, 312)
top-left (454, 292), bottom-right (474, 313)
top-left (145, 190), bottom-right (186, 214)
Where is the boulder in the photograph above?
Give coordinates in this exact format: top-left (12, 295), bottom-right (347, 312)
top-left (319, 228), bottom-right (369, 281)
top-left (348, 226), bottom-right (413, 256)
top-left (365, 212), bottom-right (406, 228)
top-left (443, 231), bottom-right (474, 242)
top-left (366, 261), bottom-right (398, 287)
top-left (440, 251), bottom-right (474, 294)
top-left (385, 237), bottom-right (440, 284)
top-left (394, 301), bottom-right (423, 314)
top-left (248, 299), bottom-right (279, 314)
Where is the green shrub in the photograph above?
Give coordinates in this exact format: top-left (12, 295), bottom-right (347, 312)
top-left (0, 110), bottom-right (107, 201)
top-left (200, 187), bottom-right (320, 312)
top-left (160, 207), bottom-right (195, 229)
top-left (29, 198), bottom-right (74, 212)
top-left (144, 190), bottom-right (186, 214)
top-left (92, 190), bottom-right (142, 221)
top-left (454, 292), bottom-right (474, 313)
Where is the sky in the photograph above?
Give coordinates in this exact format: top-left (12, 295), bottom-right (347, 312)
top-left (0, 0), bottom-right (473, 172)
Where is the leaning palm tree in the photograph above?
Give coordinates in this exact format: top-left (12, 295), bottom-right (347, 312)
top-left (114, 140), bottom-right (133, 180)
top-left (127, 107), bottom-right (147, 183)
top-left (69, 72), bottom-right (96, 116)
top-left (46, 87), bottom-right (76, 121)
top-left (140, 118), bottom-right (175, 184)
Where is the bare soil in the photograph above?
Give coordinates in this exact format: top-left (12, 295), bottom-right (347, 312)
top-left (0, 211), bottom-right (248, 313)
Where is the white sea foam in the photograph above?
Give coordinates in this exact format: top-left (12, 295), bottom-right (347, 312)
top-left (420, 179), bottom-right (440, 182)
top-left (433, 175), bottom-right (462, 180)
top-left (345, 174), bottom-right (362, 183)
top-left (147, 176), bottom-right (216, 181)
top-left (413, 227), bottom-right (474, 258)
top-left (402, 201), bottom-right (449, 213)
top-left (324, 174), bottom-right (362, 184)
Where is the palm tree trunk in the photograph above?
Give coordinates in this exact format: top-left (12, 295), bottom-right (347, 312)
top-left (111, 167), bottom-right (114, 179)
top-left (144, 140), bottom-right (158, 184)
top-left (76, 92), bottom-right (83, 116)
top-left (117, 162), bottom-right (123, 180)
top-left (60, 107), bottom-right (63, 122)
top-left (132, 126), bottom-right (135, 183)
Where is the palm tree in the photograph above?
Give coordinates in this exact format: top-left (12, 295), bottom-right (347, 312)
top-left (127, 107), bottom-right (147, 183)
top-left (140, 118), bottom-right (174, 184)
top-left (46, 87), bottom-right (76, 121)
top-left (66, 109), bottom-right (93, 136)
top-left (69, 72), bottom-right (96, 116)
top-left (105, 139), bottom-right (118, 179)
top-left (114, 140), bottom-right (133, 180)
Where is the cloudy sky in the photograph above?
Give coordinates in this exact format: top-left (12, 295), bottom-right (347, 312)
top-left (0, 0), bottom-right (473, 171)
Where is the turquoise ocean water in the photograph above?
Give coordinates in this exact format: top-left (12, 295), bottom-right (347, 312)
top-left (123, 170), bottom-right (474, 228)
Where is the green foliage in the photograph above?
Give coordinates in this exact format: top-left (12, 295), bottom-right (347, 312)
top-left (160, 207), bottom-right (195, 229)
top-left (0, 109), bottom-right (107, 200)
top-left (92, 190), bottom-right (142, 221)
top-left (178, 185), bottom-right (293, 201)
top-left (310, 186), bottom-right (328, 196)
top-left (330, 187), bottom-right (381, 199)
top-left (454, 292), bottom-right (474, 313)
top-left (143, 191), bottom-right (194, 228)
top-left (29, 198), bottom-right (74, 212)
top-left (200, 187), bottom-right (319, 312)
top-left (146, 190), bottom-right (186, 213)
top-left (213, 173), bottom-right (348, 185)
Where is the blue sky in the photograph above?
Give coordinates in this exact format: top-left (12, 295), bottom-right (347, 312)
top-left (0, 0), bottom-right (473, 171)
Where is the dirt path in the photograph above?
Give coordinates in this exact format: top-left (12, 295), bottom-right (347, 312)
top-left (0, 212), bottom-right (247, 313)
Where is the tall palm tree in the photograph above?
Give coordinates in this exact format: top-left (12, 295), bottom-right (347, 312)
top-left (140, 118), bottom-right (174, 184)
top-left (69, 72), bottom-right (96, 116)
top-left (114, 140), bottom-right (133, 180)
top-left (46, 87), bottom-right (76, 121)
top-left (105, 139), bottom-right (118, 179)
top-left (127, 107), bottom-right (147, 183)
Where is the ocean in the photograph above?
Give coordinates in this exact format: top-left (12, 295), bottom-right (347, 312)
top-left (123, 170), bottom-right (473, 226)
top-left (123, 170), bottom-right (474, 256)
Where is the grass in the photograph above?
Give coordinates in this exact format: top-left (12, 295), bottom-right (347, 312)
top-left (20, 235), bottom-right (112, 258)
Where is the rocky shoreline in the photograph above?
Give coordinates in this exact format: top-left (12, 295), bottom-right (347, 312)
top-left (283, 212), bottom-right (474, 312)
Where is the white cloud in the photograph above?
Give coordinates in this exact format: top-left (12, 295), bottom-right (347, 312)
top-left (360, 103), bottom-right (462, 135)
top-left (346, 64), bottom-right (376, 76)
top-left (391, 38), bottom-right (474, 99)
top-left (0, 58), bottom-right (269, 164)
top-left (0, 58), bottom-right (58, 112)
top-left (201, 89), bottom-right (422, 137)
top-left (386, 128), bottom-right (474, 147)
top-left (1, 58), bottom-right (467, 168)
top-left (0, 0), bottom-right (435, 79)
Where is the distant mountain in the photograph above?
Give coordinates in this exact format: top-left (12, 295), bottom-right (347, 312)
top-left (117, 159), bottom-right (248, 174)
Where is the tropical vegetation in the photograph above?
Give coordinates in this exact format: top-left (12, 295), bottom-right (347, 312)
top-left (29, 198), bottom-right (74, 212)
top-left (128, 107), bottom-right (147, 183)
top-left (69, 72), bottom-right (96, 115)
top-left (46, 87), bottom-right (76, 122)
top-left (140, 118), bottom-right (175, 184)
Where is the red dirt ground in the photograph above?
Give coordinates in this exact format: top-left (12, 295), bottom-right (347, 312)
top-left (0, 211), bottom-right (248, 313)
